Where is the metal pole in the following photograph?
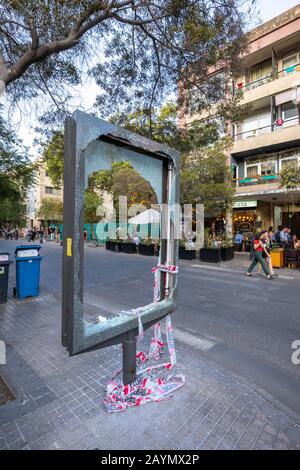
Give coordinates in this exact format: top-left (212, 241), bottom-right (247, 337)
top-left (122, 331), bottom-right (137, 385)
top-left (165, 160), bottom-right (173, 298)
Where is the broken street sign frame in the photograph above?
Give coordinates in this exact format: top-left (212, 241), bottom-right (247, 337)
top-left (62, 111), bottom-right (180, 369)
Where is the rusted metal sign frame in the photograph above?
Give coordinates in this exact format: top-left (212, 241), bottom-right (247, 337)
top-left (61, 111), bottom-right (180, 381)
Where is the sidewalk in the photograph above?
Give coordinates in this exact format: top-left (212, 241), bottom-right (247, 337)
top-left (1, 291), bottom-right (300, 450)
top-left (192, 251), bottom-right (300, 278)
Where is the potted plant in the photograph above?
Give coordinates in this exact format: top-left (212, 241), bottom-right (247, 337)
top-left (179, 239), bottom-right (196, 260)
top-left (108, 239), bottom-right (122, 252)
top-left (121, 237), bottom-right (137, 254)
top-left (199, 229), bottom-right (221, 263)
top-left (138, 237), bottom-right (154, 256)
top-left (220, 235), bottom-right (235, 262)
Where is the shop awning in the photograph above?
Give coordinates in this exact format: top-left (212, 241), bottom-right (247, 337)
top-left (128, 208), bottom-right (160, 224)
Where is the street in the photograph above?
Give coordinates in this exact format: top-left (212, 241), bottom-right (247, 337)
top-left (1, 239), bottom-right (300, 450)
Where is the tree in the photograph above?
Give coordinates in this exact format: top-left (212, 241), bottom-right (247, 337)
top-left (42, 102), bottom-right (231, 220)
top-left (84, 189), bottom-right (103, 237)
top-left (43, 127), bottom-right (158, 212)
top-left (0, 108), bottom-right (35, 226)
top-left (111, 101), bottom-right (183, 147)
top-left (0, 1), bottom-right (253, 124)
top-left (91, 162), bottom-right (157, 213)
top-left (0, 108), bottom-right (34, 188)
top-left (180, 138), bottom-right (235, 217)
top-left (36, 197), bottom-right (63, 233)
top-left (280, 163), bottom-right (300, 190)
top-left (0, 176), bottom-right (27, 226)
top-left (43, 131), bottom-right (64, 189)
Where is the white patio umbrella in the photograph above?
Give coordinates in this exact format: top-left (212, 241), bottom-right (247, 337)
top-left (128, 208), bottom-right (160, 224)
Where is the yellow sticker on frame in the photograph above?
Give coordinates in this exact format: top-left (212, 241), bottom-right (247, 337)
top-left (67, 238), bottom-right (72, 257)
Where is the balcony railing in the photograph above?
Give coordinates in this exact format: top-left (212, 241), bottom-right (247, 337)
top-left (234, 116), bottom-right (299, 141)
top-left (234, 124), bottom-right (271, 141)
top-left (235, 63), bottom-right (300, 92)
top-left (234, 174), bottom-right (280, 187)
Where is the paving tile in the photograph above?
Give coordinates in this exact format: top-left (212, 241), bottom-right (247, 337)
top-left (1, 277), bottom-right (300, 451)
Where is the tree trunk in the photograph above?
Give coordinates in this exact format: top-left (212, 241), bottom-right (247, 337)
top-left (226, 206), bottom-right (233, 239)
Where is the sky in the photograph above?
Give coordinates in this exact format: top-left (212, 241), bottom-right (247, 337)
top-left (258, 0), bottom-right (300, 22)
top-left (3, 0), bottom-right (300, 158)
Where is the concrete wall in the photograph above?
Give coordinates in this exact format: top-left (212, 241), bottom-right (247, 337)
top-left (232, 124), bottom-right (300, 155)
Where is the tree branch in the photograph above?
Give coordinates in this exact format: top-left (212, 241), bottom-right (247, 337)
top-left (28, 18), bottom-right (39, 50)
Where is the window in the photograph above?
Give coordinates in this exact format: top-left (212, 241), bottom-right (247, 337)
top-left (246, 58), bottom-right (272, 89)
top-left (246, 165), bottom-right (259, 177)
top-left (241, 108), bottom-right (271, 139)
top-left (45, 186), bottom-right (54, 194)
top-left (261, 161), bottom-right (276, 175)
top-left (245, 159), bottom-right (277, 178)
top-left (281, 102), bottom-right (298, 122)
top-left (282, 52), bottom-right (300, 74)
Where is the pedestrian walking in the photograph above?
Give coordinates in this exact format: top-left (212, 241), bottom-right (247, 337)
top-left (246, 232), bottom-right (271, 279)
top-left (55, 226), bottom-right (60, 243)
top-left (258, 230), bottom-right (277, 277)
top-left (132, 230), bottom-right (139, 252)
top-left (83, 228), bottom-right (87, 242)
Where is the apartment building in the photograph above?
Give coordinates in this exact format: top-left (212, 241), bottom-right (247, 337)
top-left (26, 157), bottom-right (115, 229)
top-left (26, 157), bottom-right (63, 228)
top-left (180, 4), bottom-right (300, 239)
top-left (231, 5), bottom-right (300, 237)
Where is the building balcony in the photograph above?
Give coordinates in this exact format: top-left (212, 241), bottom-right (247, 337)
top-left (232, 121), bottom-right (300, 156)
top-left (236, 64), bottom-right (300, 105)
top-left (234, 174), bottom-right (280, 195)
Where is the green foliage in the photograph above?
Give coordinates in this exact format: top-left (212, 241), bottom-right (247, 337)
top-left (0, 111), bottom-right (35, 192)
top-left (141, 237), bottom-right (154, 246)
top-left (84, 190), bottom-right (103, 223)
top-left (110, 102), bottom-right (183, 148)
top-left (180, 138), bottom-right (234, 216)
top-left (0, 109), bottom-right (35, 225)
top-left (111, 100), bottom-right (221, 151)
top-left (0, 1), bottom-right (252, 127)
top-left (0, 176), bottom-right (27, 225)
top-left (36, 197), bottom-right (63, 222)
top-left (91, 162), bottom-right (157, 212)
top-left (88, 162), bottom-right (133, 194)
top-left (41, 127), bottom-right (157, 214)
top-left (280, 163), bottom-right (300, 189)
top-left (220, 233), bottom-right (234, 247)
top-left (43, 131), bottom-right (64, 189)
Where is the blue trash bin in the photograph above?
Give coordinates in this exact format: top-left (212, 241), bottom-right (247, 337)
top-left (14, 245), bottom-right (43, 298)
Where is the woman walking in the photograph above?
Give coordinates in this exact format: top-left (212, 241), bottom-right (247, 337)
top-left (259, 230), bottom-right (277, 277)
top-left (246, 232), bottom-right (271, 279)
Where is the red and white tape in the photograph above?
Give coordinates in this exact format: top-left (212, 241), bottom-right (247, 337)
top-left (104, 264), bottom-right (185, 413)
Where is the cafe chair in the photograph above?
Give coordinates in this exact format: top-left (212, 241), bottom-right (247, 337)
top-left (285, 248), bottom-right (298, 269)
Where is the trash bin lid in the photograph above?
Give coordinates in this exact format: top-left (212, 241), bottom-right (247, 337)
top-left (15, 255), bottom-right (43, 261)
top-left (0, 252), bottom-right (13, 264)
top-left (15, 245), bottom-right (41, 256)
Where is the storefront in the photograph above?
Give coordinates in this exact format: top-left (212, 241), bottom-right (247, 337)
top-left (277, 203), bottom-right (300, 238)
top-left (233, 200), bottom-right (258, 237)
